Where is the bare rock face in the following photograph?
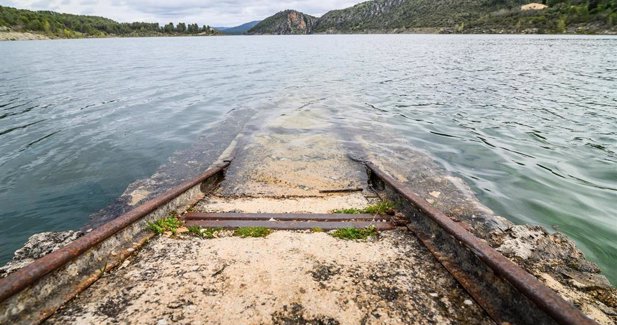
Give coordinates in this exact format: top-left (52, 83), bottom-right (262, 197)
top-left (248, 10), bottom-right (318, 35)
top-left (0, 230), bottom-right (82, 278)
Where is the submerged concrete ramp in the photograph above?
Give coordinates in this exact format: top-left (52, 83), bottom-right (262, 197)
top-left (3, 106), bottom-right (612, 324)
top-left (45, 108), bottom-right (494, 324)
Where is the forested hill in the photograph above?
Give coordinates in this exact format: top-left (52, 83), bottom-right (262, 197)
top-left (2, 0), bottom-right (616, 38)
top-left (0, 5), bottom-right (218, 38)
top-left (313, 0), bottom-right (617, 34)
top-left (251, 0), bottom-right (617, 34)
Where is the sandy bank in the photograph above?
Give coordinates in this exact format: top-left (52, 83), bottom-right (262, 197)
top-left (0, 31), bottom-right (50, 41)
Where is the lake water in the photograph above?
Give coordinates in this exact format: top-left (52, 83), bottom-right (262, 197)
top-left (0, 35), bottom-right (615, 283)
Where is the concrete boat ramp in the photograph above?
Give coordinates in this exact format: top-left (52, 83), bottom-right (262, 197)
top-left (46, 118), bottom-right (493, 324)
top-left (46, 164), bottom-right (491, 324)
top-left (1, 108), bottom-right (616, 324)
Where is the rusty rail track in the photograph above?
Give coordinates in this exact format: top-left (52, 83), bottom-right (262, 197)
top-left (0, 157), bottom-right (600, 325)
top-left (0, 161), bottom-right (230, 324)
top-left (365, 161), bottom-right (596, 325)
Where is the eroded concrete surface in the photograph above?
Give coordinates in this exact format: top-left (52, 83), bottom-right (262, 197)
top-left (46, 105), bottom-right (495, 324)
top-left (47, 231), bottom-right (493, 325)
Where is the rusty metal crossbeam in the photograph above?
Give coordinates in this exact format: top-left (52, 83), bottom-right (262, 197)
top-left (183, 212), bottom-right (384, 221)
top-left (184, 219), bottom-right (395, 230)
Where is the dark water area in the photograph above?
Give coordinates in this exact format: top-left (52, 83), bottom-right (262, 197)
top-left (0, 35), bottom-right (615, 283)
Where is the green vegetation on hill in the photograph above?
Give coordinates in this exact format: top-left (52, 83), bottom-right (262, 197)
top-left (465, 0), bottom-right (617, 33)
top-left (0, 5), bottom-right (218, 38)
top-left (2, 0), bottom-right (616, 38)
top-left (313, 0), bottom-right (617, 34)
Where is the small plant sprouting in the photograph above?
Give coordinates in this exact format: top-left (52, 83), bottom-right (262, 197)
top-left (147, 213), bottom-right (182, 235)
top-left (98, 261), bottom-right (109, 277)
top-left (187, 225), bottom-right (201, 236)
top-left (331, 226), bottom-right (378, 240)
top-left (332, 201), bottom-right (395, 215)
top-left (233, 227), bottom-right (271, 238)
top-left (363, 201), bottom-right (395, 215)
top-left (311, 227), bottom-right (324, 233)
top-left (188, 226), bottom-right (221, 239)
top-left (332, 208), bottom-right (364, 214)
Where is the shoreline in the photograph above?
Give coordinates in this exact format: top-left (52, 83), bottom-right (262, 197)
top-left (2, 29), bottom-right (617, 42)
top-left (0, 31), bottom-right (222, 42)
top-left (0, 31), bottom-right (50, 41)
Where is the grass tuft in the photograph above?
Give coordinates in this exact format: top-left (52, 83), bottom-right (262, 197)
top-left (332, 208), bottom-right (364, 214)
top-left (147, 214), bottom-right (182, 235)
top-left (363, 201), bottom-right (395, 215)
top-left (311, 227), bottom-right (324, 233)
top-left (332, 201), bottom-right (395, 215)
top-left (233, 227), bottom-right (271, 238)
top-left (188, 226), bottom-right (222, 239)
top-left (331, 226), bottom-right (378, 240)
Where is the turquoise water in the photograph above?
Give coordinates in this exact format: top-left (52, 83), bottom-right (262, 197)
top-left (0, 35), bottom-right (615, 283)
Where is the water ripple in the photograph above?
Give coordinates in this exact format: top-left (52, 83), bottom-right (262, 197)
top-left (0, 34), bottom-right (615, 284)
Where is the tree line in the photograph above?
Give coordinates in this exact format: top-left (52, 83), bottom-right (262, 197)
top-left (0, 5), bottom-right (218, 38)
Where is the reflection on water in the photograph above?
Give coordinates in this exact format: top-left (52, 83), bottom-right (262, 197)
top-left (0, 35), bottom-right (615, 283)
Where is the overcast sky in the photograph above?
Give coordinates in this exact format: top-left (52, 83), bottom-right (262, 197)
top-left (1, 0), bottom-right (364, 26)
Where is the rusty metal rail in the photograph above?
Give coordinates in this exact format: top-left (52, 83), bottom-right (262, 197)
top-left (183, 212), bottom-right (384, 221)
top-left (0, 156), bottom-right (599, 325)
top-left (185, 220), bottom-right (395, 230)
top-left (183, 212), bottom-right (395, 230)
top-left (365, 161), bottom-right (596, 325)
top-left (0, 161), bottom-right (230, 324)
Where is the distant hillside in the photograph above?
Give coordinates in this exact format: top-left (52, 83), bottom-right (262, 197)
top-left (313, 0), bottom-right (617, 34)
top-left (248, 10), bottom-right (318, 34)
top-left (314, 0), bottom-right (496, 32)
top-left (216, 21), bottom-right (261, 34)
top-left (252, 0), bottom-right (617, 34)
top-left (0, 5), bottom-right (218, 38)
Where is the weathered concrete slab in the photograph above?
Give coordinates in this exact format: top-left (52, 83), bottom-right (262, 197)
top-left (195, 194), bottom-right (370, 214)
top-left (46, 230), bottom-right (493, 325)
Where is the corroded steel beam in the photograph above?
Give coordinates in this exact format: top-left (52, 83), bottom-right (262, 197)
top-left (0, 161), bottom-right (230, 324)
top-left (365, 161), bottom-right (596, 325)
top-left (184, 219), bottom-right (395, 230)
top-left (183, 212), bottom-right (384, 221)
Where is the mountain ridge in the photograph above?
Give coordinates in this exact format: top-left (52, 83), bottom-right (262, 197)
top-left (2, 0), bottom-right (616, 38)
top-left (252, 0), bottom-right (617, 34)
top-left (216, 21), bottom-right (261, 34)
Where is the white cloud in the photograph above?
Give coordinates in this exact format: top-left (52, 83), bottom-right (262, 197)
top-left (1, 0), bottom-right (363, 26)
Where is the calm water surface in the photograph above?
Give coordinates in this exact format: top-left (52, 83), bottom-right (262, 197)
top-left (0, 35), bottom-right (615, 283)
